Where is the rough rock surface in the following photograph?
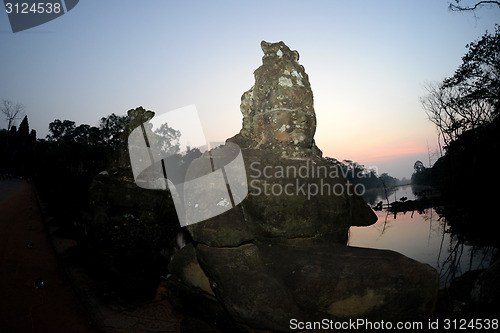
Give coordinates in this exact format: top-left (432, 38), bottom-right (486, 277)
top-left (87, 107), bottom-right (181, 294)
top-left (237, 41), bottom-right (318, 155)
top-left (188, 41), bottom-right (377, 247)
top-left (164, 41), bottom-right (439, 332)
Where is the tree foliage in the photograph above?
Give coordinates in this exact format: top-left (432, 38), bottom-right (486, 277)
top-left (47, 119), bottom-right (76, 142)
top-left (324, 157), bottom-right (389, 189)
top-left (413, 160), bottom-right (426, 173)
top-left (442, 25), bottom-right (500, 116)
top-left (0, 115), bottom-right (36, 175)
top-left (418, 23), bottom-right (500, 228)
top-left (98, 113), bottom-right (129, 147)
top-left (421, 26), bottom-right (499, 148)
top-left (411, 160), bottom-right (433, 185)
top-left (47, 113), bottom-right (128, 147)
top-left (154, 122), bottom-right (181, 156)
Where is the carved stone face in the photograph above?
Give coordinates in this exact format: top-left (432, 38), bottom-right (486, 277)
top-left (271, 110), bottom-right (315, 147)
top-left (239, 41), bottom-right (316, 150)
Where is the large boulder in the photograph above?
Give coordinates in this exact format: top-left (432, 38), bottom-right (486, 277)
top-left (167, 240), bottom-right (438, 331)
top-left (257, 241), bottom-right (438, 320)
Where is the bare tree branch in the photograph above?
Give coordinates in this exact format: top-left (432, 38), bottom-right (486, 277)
top-left (449, 0), bottom-right (500, 11)
top-left (421, 81), bottom-right (495, 149)
top-left (1, 99), bottom-right (25, 131)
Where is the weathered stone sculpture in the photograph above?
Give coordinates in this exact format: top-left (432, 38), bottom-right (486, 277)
top-left (238, 41), bottom-right (318, 155)
top-left (164, 41), bottom-right (438, 332)
top-left (188, 41), bottom-right (376, 248)
top-left (88, 107), bottom-right (181, 294)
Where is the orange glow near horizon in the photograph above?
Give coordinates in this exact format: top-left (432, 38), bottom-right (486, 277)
top-left (320, 141), bottom-right (428, 163)
top-left (360, 145), bottom-right (428, 162)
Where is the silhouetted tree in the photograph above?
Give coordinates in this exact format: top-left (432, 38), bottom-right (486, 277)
top-left (1, 115), bottom-right (37, 176)
top-left (47, 119), bottom-right (76, 142)
top-left (442, 25), bottom-right (500, 117)
top-left (421, 26), bottom-right (499, 147)
top-left (8, 125), bottom-right (16, 142)
top-left (411, 160), bottom-right (433, 185)
top-left (17, 115), bottom-right (29, 138)
top-left (1, 99), bottom-right (24, 131)
top-left (98, 113), bottom-right (128, 147)
top-left (155, 122), bottom-right (181, 156)
top-left (73, 124), bottom-right (101, 146)
top-left (379, 173), bottom-right (398, 188)
top-left (324, 157), bottom-right (385, 189)
top-left (47, 115), bottom-right (128, 148)
top-left (413, 160), bottom-right (426, 173)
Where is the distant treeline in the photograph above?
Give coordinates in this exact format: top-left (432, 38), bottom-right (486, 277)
top-left (0, 113), bottom-right (129, 219)
top-left (324, 157), bottom-right (404, 190)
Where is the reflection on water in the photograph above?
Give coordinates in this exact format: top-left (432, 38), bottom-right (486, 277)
top-left (349, 185), bottom-right (498, 289)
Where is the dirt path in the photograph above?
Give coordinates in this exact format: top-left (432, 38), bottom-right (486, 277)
top-left (0, 180), bottom-right (99, 333)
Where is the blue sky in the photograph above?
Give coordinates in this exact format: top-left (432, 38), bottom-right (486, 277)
top-left (1, 0), bottom-right (498, 178)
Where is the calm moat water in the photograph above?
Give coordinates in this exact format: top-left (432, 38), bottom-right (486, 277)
top-left (349, 185), bottom-right (498, 288)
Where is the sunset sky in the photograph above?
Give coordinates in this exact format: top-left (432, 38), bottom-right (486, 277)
top-left (1, 0), bottom-right (498, 178)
